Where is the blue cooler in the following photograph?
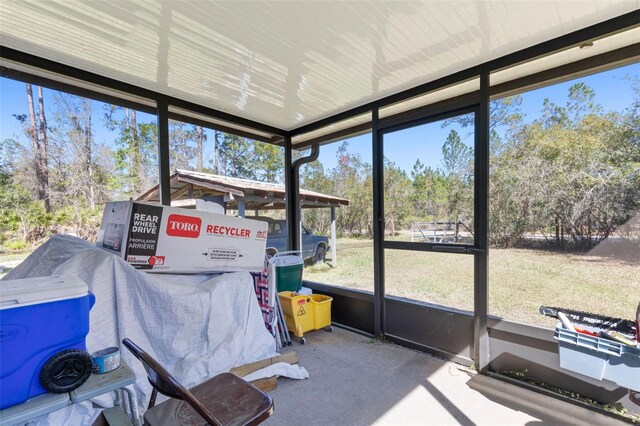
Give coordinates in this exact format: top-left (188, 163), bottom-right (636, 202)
top-left (0, 276), bottom-right (95, 409)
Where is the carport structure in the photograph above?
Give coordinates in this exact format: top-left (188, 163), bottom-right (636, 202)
top-left (136, 169), bottom-right (349, 213)
top-left (136, 169), bottom-right (349, 262)
top-left (1, 1), bottom-right (638, 422)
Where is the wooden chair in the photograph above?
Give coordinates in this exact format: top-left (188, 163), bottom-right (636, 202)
top-left (122, 339), bottom-right (273, 426)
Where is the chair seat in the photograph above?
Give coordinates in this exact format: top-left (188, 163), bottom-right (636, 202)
top-left (144, 373), bottom-right (273, 426)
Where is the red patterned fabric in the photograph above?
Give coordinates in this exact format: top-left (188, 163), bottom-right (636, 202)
top-left (250, 257), bottom-right (272, 331)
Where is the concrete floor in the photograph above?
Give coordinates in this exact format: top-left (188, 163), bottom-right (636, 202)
top-left (264, 327), bottom-right (626, 426)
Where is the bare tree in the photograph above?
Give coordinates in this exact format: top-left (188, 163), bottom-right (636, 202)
top-left (168, 120), bottom-right (197, 169)
top-left (26, 84), bottom-right (50, 212)
top-left (106, 105), bottom-right (157, 198)
top-left (83, 98), bottom-right (95, 209)
top-left (130, 109), bottom-right (143, 193)
top-left (54, 93), bottom-right (99, 209)
top-left (197, 125), bottom-right (204, 171)
top-left (213, 130), bottom-right (221, 174)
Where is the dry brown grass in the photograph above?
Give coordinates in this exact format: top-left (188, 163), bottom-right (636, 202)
top-left (304, 239), bottom-right (640, 327)
top-left (0, 252), bottom-right (30, 280)
top-left (4, 240), bottom-right (637, 327)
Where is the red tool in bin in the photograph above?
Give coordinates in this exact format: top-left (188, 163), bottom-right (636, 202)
top-left (540, 306), bottom-right (637, 337)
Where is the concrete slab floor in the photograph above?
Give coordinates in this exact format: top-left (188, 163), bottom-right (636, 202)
top-left (264, 327), bottom-right (627, 426)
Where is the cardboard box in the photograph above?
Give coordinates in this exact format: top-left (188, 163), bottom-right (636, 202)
top-left (96, 201), bottom-right (268, 273)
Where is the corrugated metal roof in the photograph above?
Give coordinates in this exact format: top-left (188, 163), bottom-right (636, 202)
top-left (137, 169), bottom-right (349, 209)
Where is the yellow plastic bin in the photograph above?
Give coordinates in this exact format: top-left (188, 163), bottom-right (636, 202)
top-left (310, 294), bottom-right (332, 330)
top-left (278, 291), bottom-right (333, 344)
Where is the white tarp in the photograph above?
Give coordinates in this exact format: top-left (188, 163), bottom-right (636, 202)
top-left (3, 235), bottom-right (278, 425)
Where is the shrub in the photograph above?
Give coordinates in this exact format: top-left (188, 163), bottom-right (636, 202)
top-left (3, 239), bottom-right (28, 251)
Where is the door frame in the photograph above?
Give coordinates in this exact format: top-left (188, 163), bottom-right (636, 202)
top-left (372, 78), bottom-right (489, 370)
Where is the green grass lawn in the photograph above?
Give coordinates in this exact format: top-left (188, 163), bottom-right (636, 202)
top-left (304, 238), bottom-right (640, 328)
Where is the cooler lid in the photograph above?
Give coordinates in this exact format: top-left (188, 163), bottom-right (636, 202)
top-left (0, 275), bottom-right (89, 309)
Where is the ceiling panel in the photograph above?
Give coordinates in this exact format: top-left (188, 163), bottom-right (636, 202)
top-left (1, 1), bottom-right (637, 131)
top-left (491, 27), bottom-right (640, 89)
top-left (292, 112), bottom-right (372, 147)
top-left (380, 79), bottom-right (480, 119)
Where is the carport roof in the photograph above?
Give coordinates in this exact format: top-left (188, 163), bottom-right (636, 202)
top-left (1, 1), bottom-right (638, 137)
top-left (137, 169), bottom-right (350, 210)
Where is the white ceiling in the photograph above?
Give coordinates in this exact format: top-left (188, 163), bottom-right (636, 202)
top-left (1, 1), bottom-right (638, 132)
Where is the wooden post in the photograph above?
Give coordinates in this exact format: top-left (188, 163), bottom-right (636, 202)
top-left (238, 199), bottom-right (245, 218)
top-left (331, 206), bottom-right (337, 266)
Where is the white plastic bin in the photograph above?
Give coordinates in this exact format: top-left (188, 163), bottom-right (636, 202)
top-left (555, 324), bottom-right (640, 391)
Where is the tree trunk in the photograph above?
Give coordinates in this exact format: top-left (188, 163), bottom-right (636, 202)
top-left (27, 84), bottom-right (50, 212)
top-left (213, 130), bottom-right (220, 174)
top-left (26, 83), bottom-right (39, 159)
top-left (197, 125), bottom-right (204, 172)
top-left (125, 108), bottom-right (130, 172)
top-left (130, 109), bottom-right (142, 194)
top-left (37, 87), bottom-right (50, 212)
top-left (83, 98), bottom-right (95, 209)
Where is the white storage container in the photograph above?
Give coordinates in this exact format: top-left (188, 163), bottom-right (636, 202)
top-left (555, 324), bottom-right (640, 391)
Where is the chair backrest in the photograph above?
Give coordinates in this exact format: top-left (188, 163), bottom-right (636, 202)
top-left (122, 338), bottom-right (221, 425)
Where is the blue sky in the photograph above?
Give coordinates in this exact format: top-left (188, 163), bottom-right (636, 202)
top-left (1, 62), bottom-right (638, 176)
top-left (316, 62), bottom-right (639, 173)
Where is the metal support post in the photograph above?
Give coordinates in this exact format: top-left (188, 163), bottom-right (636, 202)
top-left (156, 96), bottom-right (170, 206)
top-left (284, 136), bottom-right (298, 251)
top-left (474, 72), bottom-right (490, 373)
top-left (372, 108), bottom-right (385, 338)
